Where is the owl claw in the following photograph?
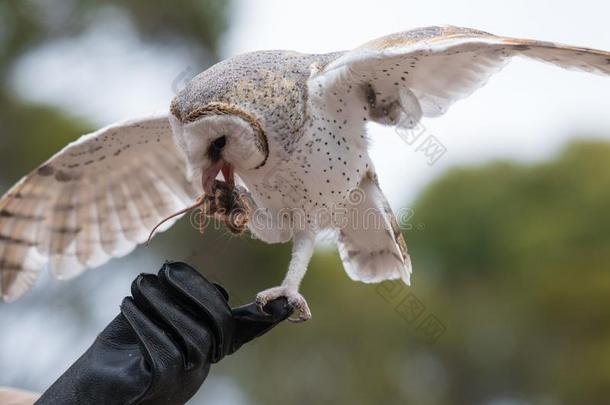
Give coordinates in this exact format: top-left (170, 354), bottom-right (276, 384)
top-left (256, 286), bottom-right (312, 322)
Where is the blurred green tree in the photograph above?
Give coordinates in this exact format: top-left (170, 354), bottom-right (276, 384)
top-left (0, 0), bottom-right (229, 183)
top-left (218, 140), bottom-right (610, 405)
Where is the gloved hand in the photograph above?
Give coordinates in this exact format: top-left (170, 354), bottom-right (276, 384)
top-left (36, 262), bottom-right (293, 405)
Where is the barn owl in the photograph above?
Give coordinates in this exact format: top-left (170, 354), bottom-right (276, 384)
top-left (2, 26), bottom-right (610, 321)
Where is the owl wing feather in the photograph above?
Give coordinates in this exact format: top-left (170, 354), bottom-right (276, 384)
top-left (0, 114), bottom-right (197, 301)
top-left (314, 25), bottom-right (610, 121)
top-left (310, 25), bottom-right (610, 286)
top-left (337, 174), bottom-right (411, 286)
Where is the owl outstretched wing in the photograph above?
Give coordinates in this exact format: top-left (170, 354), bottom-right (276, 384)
top-left (309, 25), bottom-right (610, 286)
top-left (0, 114), bottom-right (197, 301)
top-left (312, 25), bottom-right (610, 126)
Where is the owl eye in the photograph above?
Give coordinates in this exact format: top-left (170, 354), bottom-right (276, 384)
top-left (211, 136), bottom-right (226, 150)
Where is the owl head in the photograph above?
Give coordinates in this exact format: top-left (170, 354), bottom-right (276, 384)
top-left (169, 101), bottom-right (268, 193)
top-left (168, 51), bottom-right (314, 193)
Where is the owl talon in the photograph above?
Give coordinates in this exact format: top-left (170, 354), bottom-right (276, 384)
top-left (255, 300), bottom-right (272, 316)
top-left (256, 286), bottom-right (312, 322)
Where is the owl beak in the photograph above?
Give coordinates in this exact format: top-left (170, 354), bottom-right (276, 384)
top-left (202, 160), bottom-right (234, 194)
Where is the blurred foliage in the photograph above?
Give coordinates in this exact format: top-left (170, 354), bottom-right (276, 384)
top-left (413, 142), bottom-right (610, 281)
top-left (406, 141), bottom-right (610, 404)
top-left (2, 2), bottom-right (610, 404)
top-left (0, 94), bottom-right (91, 183)
top-left (0, 0), bottom-right (229, 184)
top-left (211, 140), bottom-right (610, 405)
top-left (0, 0), bottom-right (229, 78)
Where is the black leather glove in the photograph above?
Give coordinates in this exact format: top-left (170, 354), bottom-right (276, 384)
top-left (36, 262), bottom-right (293, 405)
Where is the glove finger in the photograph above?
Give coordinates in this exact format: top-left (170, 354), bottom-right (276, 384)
top-left (212, 283), bottom-right (229, 302)
top-left (121, 296), bottom-right (208, 404)
top-left (120, 297), bottom-right (183, 375)
top-left (157, 262), bottom-right (234, 362)
top-left (229, 298), bottom-right (293, 354)
top-left (233, 298), bottom-right (294, 322)
top-left (131, 274), bottom-right (213, 368)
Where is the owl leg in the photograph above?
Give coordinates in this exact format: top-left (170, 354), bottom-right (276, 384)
top-left (256, 231), bottom-right (315, 322)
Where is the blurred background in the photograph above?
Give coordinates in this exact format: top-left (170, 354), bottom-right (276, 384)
top-left (1, 0), bottom-right (610, 404)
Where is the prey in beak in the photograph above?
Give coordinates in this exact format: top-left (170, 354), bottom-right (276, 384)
top-left (147, 160), bottom-right (250, 244)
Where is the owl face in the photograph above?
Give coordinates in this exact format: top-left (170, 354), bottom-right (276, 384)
top-left (170, 104), bottom-right (268, 193)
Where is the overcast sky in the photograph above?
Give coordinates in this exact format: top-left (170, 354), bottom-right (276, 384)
top-left (12, 0), bottom-right (610, 207)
